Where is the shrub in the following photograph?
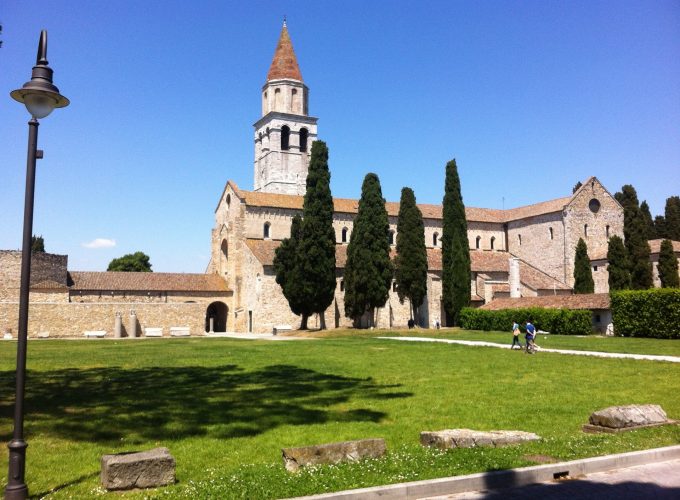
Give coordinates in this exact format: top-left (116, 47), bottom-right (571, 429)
top-left (610, 289), bottom-right (680, 339)
top-left (460, 307), bottom-right (592, 335)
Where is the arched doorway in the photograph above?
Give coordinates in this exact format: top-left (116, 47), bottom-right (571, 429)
top-left (205, 301), bottom-right (228, 333)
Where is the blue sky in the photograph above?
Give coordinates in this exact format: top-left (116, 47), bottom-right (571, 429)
top-left (1, 1), bottom-right (678, 272)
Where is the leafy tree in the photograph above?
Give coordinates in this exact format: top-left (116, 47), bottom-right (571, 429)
top-left (31, 235), bottom-right (45, 253)
top-left (344, 173), bottom-right (393, 327)
top-left (297, 141), bottom-right (337, 329)
top-left (616, 185), bottom-right (653, 289)
top-left (441, 159), bottom-right (471, 326)
top-left (394, 187), bottom-right (428, 322)
top-left (606, 235), bottom-right (631, 291)
top-left (665, 196), bottom-right (680, 241)
top-left (572, 181), bottom-right (582, 194)
top-left (639, 201), bottom-right (656, 240)
top-left (658, 239), bottom-right (679, 288)
top-left (107, 252), bottom-right (152, 272)
top-left (274, 215), bottom-right (311, 327)
top-left (573, 238), bottom-right (594, 294)
top-left (654, 215), bottom-right (667, 239)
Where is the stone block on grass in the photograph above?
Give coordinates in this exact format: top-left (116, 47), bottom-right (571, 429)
top-left (101, 447), bottom-right (175, 490)
top-left (282, 438), bottom-right (386, 472)
top-left (583, 404), bottom-right (675, 433)
top-left (420, 429), bottom-right (540, 449)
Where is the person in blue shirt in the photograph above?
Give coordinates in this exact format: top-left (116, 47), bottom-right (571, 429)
top-left (525, 321), bottom-right (536, 353)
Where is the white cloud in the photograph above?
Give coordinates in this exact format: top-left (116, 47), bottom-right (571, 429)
top-left (82, 238), bottom-right (116, 249)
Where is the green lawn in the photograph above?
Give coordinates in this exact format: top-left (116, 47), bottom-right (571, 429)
top-left (0, 335), bottom-right (679, 498)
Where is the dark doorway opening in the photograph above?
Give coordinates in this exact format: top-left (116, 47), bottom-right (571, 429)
top-left (206, 301), bottom-right (228, 332)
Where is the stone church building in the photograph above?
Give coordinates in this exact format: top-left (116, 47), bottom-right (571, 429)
top-left (2, 22), bottom-right (676, 338)
top-left (205, 23), bottom-right (626, 333)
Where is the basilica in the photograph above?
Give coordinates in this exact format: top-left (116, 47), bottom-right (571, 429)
top-left (205, 22), bottom-right (624, 333)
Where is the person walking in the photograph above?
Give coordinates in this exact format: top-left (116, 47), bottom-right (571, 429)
top-left (511, 321), bottom-right (523, 350)
top-left (525, 320), bottom-right (537, 353)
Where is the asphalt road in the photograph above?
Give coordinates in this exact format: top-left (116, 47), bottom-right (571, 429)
top-left (424, 458), bottom-right (680, 499)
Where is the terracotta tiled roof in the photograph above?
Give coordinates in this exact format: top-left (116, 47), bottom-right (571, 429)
top-left (480, 293), bottom-right (610, 311)
top-left (590, 239), bottom-right (680, 261)
top-left (267, 22), bottom-right (303, 81)
top-left (244, 240), bottom-right (569, 291)
top-left (68, 272), bottom-right (230, 293)
top-left (234, 186), bottom-right (570, 223)
top-left (648, 239), bottom-right (680, 254)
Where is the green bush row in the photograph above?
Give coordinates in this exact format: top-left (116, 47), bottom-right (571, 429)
top-left (459, 307), bottom-right (593, 335)
top-left (611, 288), bottom-right (680, 339)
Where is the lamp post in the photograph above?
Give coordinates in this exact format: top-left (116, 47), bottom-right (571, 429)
top-left (6, 30), bottom-right (69, 500)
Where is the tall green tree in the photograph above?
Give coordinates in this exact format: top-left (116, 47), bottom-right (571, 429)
top-left (107, 252), bottom-right (152, 272)
top-left (616, 185), bottom-right (653, 289)
top-left (344, 173), bottom-right (393, 327)
top-left (658, 239), bottom-right (679, 288)
top-left (297, 141), bottom-right (337, 329)
top-left (31, 235), bottom-right (45, 253)
top-left (573, 238), bottom-right (594, 294)
top-left (665, 196), bottom-right (680, 241)
top-left (441, 159), bottom-right (471, 326)
top-left (274, 215), bottom-right (311, 328)
top-left (654, 215), bottom-right (667, 239)
top-left (640, 201), bottom-right (656, 240)
top-left (606, 235), bottom-right (631, 291)
top-left (394, 187), bottom-right (428, 322)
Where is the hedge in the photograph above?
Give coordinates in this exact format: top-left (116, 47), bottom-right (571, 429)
top-left (459, 307), bottom-right (592, 335)
top-left (610, 288), bottom-right (680, 339)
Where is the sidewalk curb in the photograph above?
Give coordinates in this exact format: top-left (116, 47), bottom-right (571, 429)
top-left (291, 445), bottom-right (680, 499)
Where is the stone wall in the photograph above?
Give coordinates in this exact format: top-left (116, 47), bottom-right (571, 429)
top-left (0, 301), bottom-right (209, 338)
top-left (507, 212), bottom-right (565, 283)
top-left (563, 179), bottom-right (623, 288)
top-left (0, 251), bottom-right (68, 300)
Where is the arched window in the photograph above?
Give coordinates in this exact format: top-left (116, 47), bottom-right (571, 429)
top-left (263, 222), bottom-right (271, 239)
top-left (299, 128), bottom-right (308, 152)
top-left (226, 194), bottom-right (231, 207)
top-left (584, 224), bottom-right (588, 238)
top-left (341, 227), bottom-right (348, 243)
top-left (475, 236), bottom-right (481, 249)
top-left (274, 88), bottom-right (281, 108)
top-left (606, 225), bottom-right (610, 238)
top-left (433, 232), bottom-right (439, 247)
top-left (518, 234), bottom-right (522, 246)
top-left (389, 230), bottom-right (395, 245)
top-left (291, 88), bottom-right (298, 112)
top-left (340, 280), bottom-right (344, 291)
top-left (281, 125), bottom-right (290, 150)
top-left (392, 281), bottom-right (398, 292)
top-left (490, 236), bottom-right (495, 250)
top-left (549, 227), bottom-right (553, 240)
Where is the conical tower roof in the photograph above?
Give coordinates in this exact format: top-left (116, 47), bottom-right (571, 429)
top-left (267, 21), bottom-right (303, 82)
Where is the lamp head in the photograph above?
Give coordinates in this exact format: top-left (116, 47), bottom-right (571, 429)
top-left (10, 30), bottom-right (69, 119)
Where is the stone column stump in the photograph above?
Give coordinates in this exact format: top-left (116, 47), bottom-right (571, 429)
top-left (101, 447), bottom-right (175, 490)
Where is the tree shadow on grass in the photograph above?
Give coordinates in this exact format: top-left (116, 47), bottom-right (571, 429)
top-left (0, 364), bottom-right (411, 443)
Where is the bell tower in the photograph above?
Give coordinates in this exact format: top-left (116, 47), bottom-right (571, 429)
top-left (253, 21), bottom-right (318, 195)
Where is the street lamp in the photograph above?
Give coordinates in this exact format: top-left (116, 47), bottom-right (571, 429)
top-left (6, 30), bottom-right (68, 500)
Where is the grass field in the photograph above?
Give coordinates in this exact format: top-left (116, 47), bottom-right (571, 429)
top-left (1, 333), bottom-right (679, 498)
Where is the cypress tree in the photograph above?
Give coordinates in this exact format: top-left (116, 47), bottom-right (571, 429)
top-left (573, 238), bottom-right (595, 294)
top-left (274, 215), bottom-right (311, 328)
top-left (658, 239), bottom-right (679, 288)
top-left (617, 185), bottom-right (653, 289)
top-left (31, 235), bottom-right (45, 253)
top-left (606, 235), bottom-right (631, 291)
top-left (297, 141), bottom-right (337, 329)
top-left (654, 215), bottom-right (667, 239)
top-left (394, 187), bottom-right (428, 322)
top-left (665, 196), bottom-right (680, 241)
top-left (572, 181), bottom-right (582, 194)
top-left (640, 201), bottom-right (656, 240)
top-left (344, 173), bottom-right (393, 327)
top-left (441, 159), bottom-right (471, 326)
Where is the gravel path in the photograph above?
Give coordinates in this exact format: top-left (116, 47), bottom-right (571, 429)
top-left (378, 336), bottom-right (680, 363)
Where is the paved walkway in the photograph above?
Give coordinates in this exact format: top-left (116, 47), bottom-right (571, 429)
top-left (423, 458), bottom-right (680, 499)
top-left (378, 336), bottom-right (680, 363)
